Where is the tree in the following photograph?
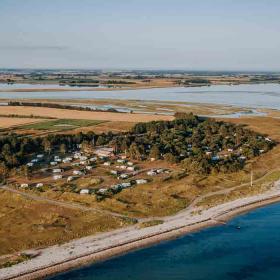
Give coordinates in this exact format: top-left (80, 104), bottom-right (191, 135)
top-left (60, 143), bottom-right (67, 155)
top-left (149, 145), bottom-right (160, 160)
top-left (164, 153), bottom-right (177, 164)
top-left (0, 162), bottom-right (8, 183)
top-left (42, 138), bottom-right (51, 155)
top-left (129, 143), bottom-right (142, 160)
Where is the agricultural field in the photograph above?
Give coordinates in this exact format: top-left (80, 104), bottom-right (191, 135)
top-left (19, 119), bottom-right (105, 132)
top-left (0, 106), bottom-right (173, 122)
top-left (0, 117), bottom-right (47, 129)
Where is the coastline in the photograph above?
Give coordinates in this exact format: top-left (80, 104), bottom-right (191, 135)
top-left (1, 184), bottom-right (280, 280)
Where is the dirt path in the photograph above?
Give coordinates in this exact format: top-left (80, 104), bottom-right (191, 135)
top-left (139, 168), bottom-right (280, 223)
top-left (0, 185), bottom-right (130, 220)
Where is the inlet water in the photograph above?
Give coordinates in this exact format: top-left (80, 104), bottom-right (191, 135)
top-left (1, 83), bottom-right (280, 110)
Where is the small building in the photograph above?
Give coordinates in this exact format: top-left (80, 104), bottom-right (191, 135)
top-left (20, 183), bottom-right (29, 188)
top-left (121, 182), bottom-right (131, 188)
top-left (265, 137), bottom-right (272, 142)
top-left (118, 173), bottom-right (129, 179)
top-left (117, 159), bottom-right (126, 164)
top-left (31, 159), bottom-right (39, 163)
top-left (89, 157), bottom-right (97, 162)
top-left (53, 168), bottom-right (63, 173)
top-left (103, 162), bottom-right (111, 166)
top-left (111, 184), bottom-right (121, 191)
top-left (74, 153), bottom-right (81, 159)
top-left (94, 147), bottom-right (114, 158)
top-left (110, 170), bottom-right (119, 175)
top-left (136, 179), bottom-right (148, 185)
top-left (97, 188), bottom-right (108, 194)
top-left (37, 154), bottom-right (44, 159)
top-left (147, 170), bottom-right (157, 176)
top-left (86, 165), bottom-right (93, 171)
top-left (53, 175), bottom-right (62, 180)
top-left (156, 168), bottom-right (164, 174)
top-left (36, 183), bottom-right (43, 188)
top-left (63, 157), bottom-right (73, 163)
top-left (67, 176), bottom-right (75, 182)
top-left (27, 162), bottom-right (34, 167)
top-left (127, 166), bottom-right (136, 171)
top-left (80, 189), bottom-right (90, 195)
top-left (127, 162), bottom-right (134, 166)
top-left (211, 156), bottom-right (220, 161)
top-left (50, 161), bottom-right (57, 166)
top-left (73, 170), bottom-right (83, 176)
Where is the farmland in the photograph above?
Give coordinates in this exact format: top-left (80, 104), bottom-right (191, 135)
top-left (20, 119), bottom-right (105, 132)
top-left (0, 106), bottom-right (173, 123)
top-left (0, 117), bottom-right (47, 129)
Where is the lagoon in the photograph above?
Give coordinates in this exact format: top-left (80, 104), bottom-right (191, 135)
top-left (0, 83), bottom-right (280, 110)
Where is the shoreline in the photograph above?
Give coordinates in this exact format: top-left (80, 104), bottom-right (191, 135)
top-left (1, 185), bottom-right (280, 280)
top-left (0, 81), bottom-right (278, 93)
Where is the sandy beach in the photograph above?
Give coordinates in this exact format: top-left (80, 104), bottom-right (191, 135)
top-left (1, 181), bottom-right (280, 280)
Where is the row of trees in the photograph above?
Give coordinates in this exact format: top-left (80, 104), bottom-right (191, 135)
top-left (8, 102), bottom-right (119, 113)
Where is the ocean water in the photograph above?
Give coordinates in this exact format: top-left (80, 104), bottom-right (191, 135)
top-left (49, 202), bottom-right (280, 280)
top-left (1, 83), bottom-right (280, 110)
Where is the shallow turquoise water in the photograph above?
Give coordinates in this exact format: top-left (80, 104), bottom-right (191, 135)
top-left (49, 203), bottom-right (280, 280)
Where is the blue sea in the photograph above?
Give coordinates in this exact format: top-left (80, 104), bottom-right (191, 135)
top-left (49, 202), bottom-right (280, 280)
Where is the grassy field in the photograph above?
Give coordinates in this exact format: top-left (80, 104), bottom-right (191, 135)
top-left (19, 119), bottom-right (105, 131)
top-left (0, 189), bottom-right (135, 256)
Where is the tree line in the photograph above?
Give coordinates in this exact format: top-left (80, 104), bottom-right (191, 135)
top-left (0, 113), bottom-right (275, 181)
top-left (8, 101), bottom-right (119, 113)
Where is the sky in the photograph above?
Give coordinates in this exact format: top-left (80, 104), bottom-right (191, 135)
top-left (0, 0), bottom-right (280, 70)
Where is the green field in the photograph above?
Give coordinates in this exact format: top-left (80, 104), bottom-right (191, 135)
top-left (20, 119), bottom-right (105, 131)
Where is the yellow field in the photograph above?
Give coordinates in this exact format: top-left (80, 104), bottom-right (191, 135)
top-left (0, 106), bottom-right (173, 123)
top-left (0, 117), bottom-right (48, 129)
